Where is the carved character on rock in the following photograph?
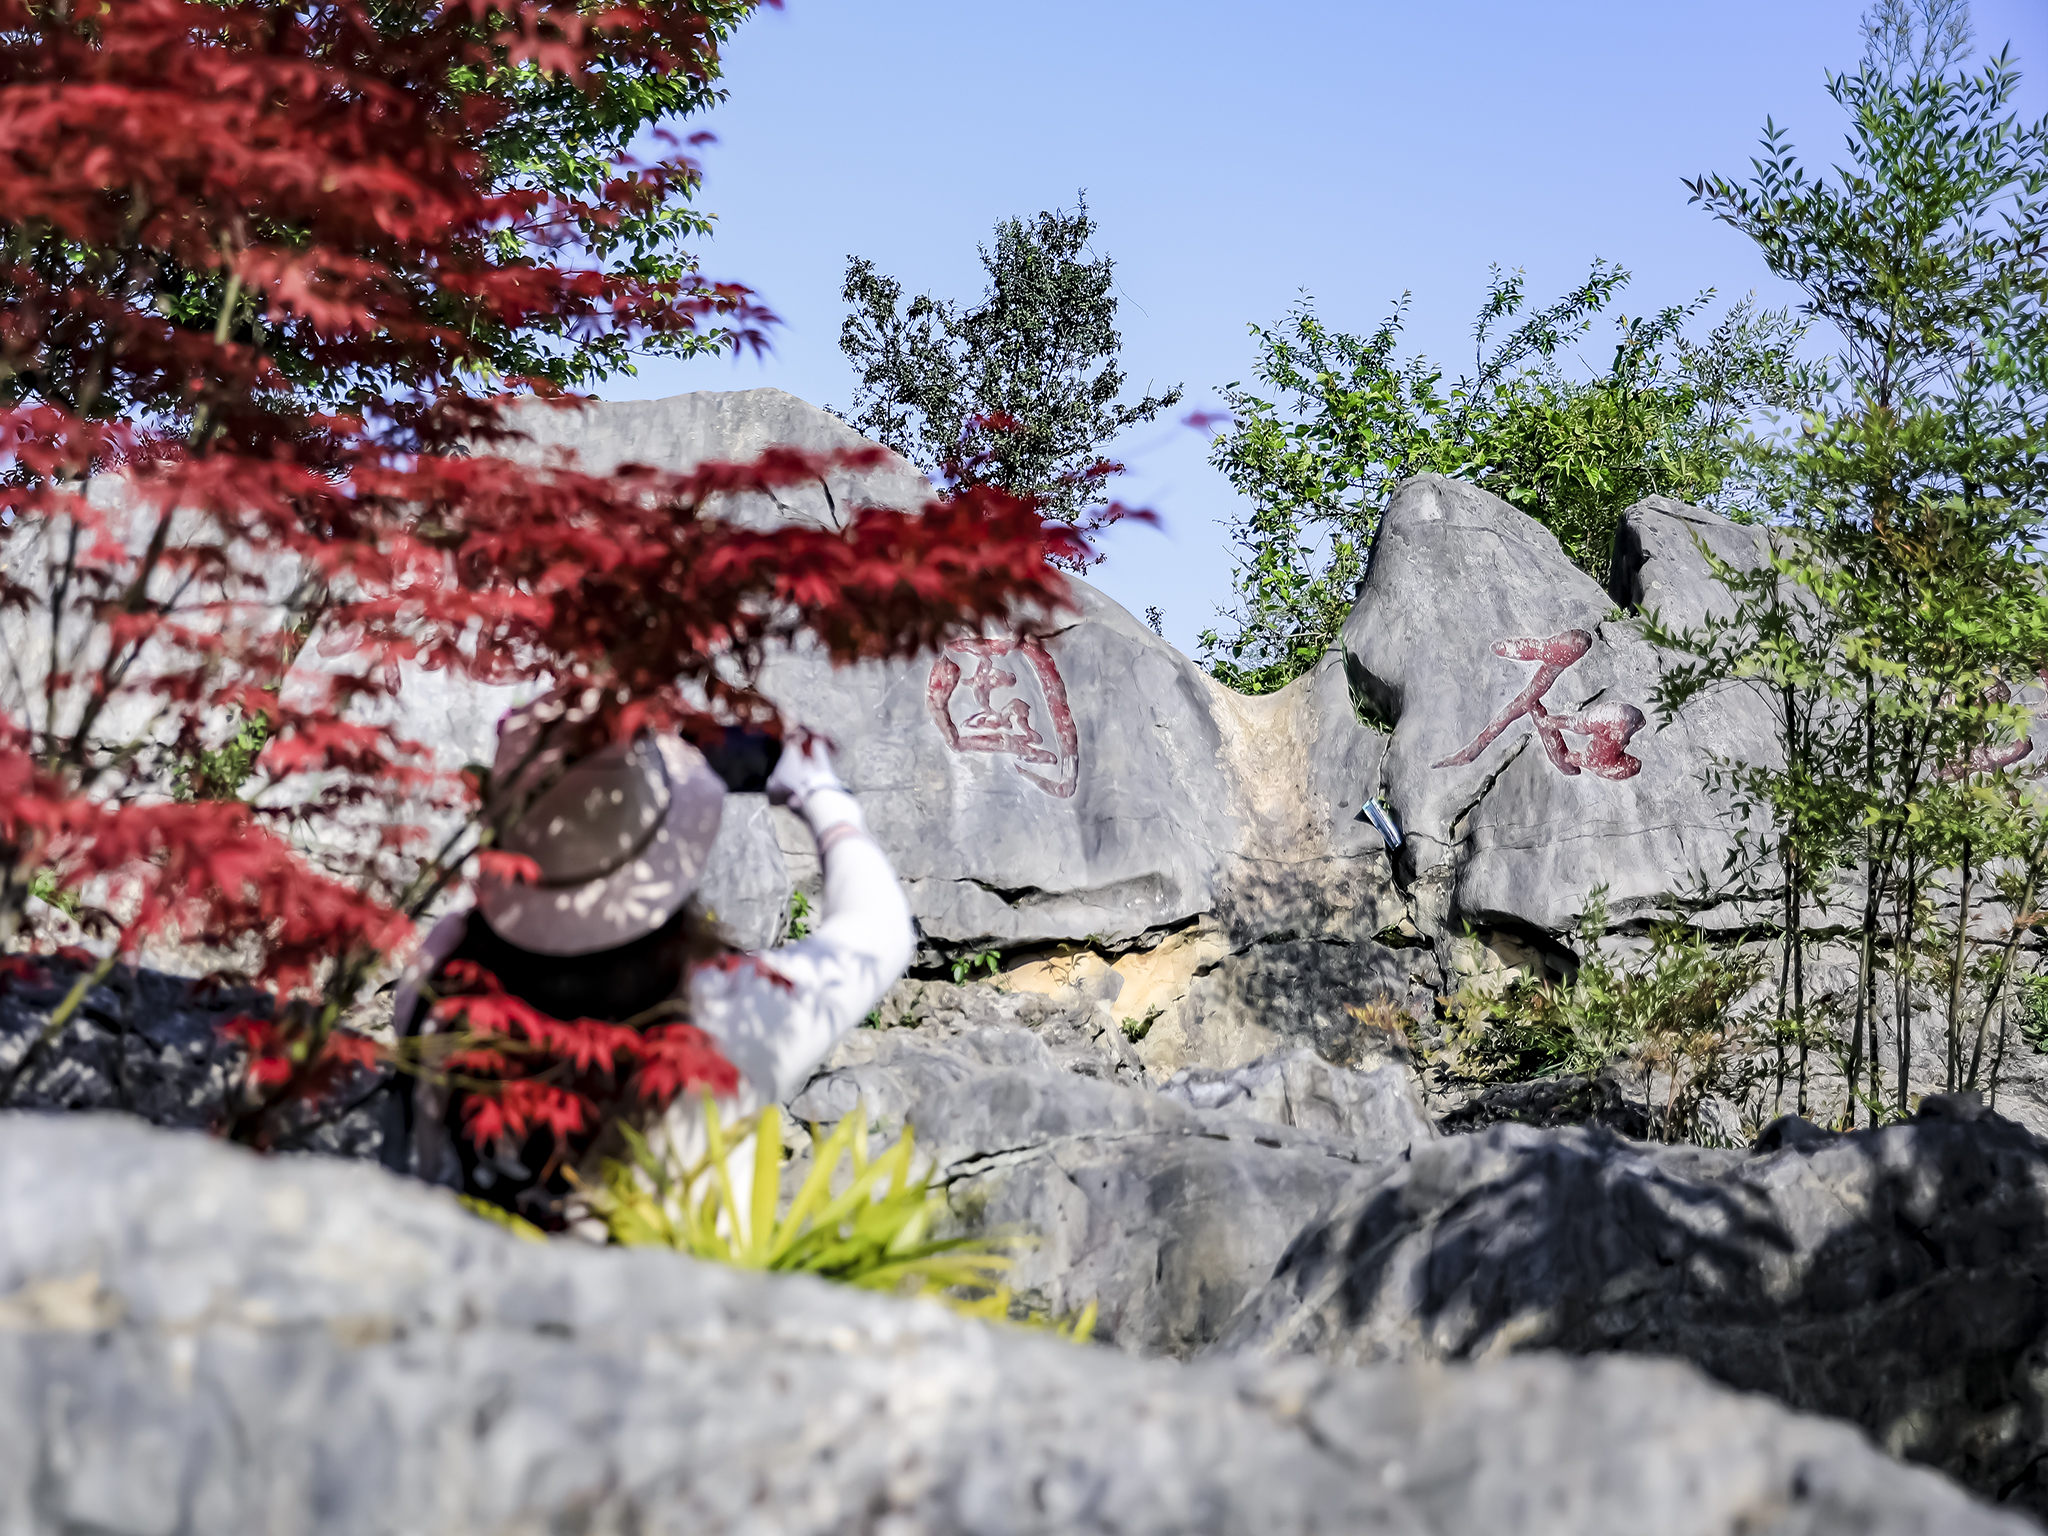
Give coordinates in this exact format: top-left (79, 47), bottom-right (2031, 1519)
top-left (1433, 629), bottom-right (1646, 782)
top-left (926, 635), bottom-right (1080, 798)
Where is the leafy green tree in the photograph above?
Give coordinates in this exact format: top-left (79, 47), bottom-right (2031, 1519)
top-left (1201, 267), bottom-right (1811, 694)
top-left (1655, 0), bottom-right (2048, 1121)
top-left (838, 197), bottom-right (1182, 545)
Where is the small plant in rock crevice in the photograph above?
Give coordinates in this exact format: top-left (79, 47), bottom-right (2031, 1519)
top-left (1416, 891), bottom-right (1767, 1144)
top-left (949, 949), bottom-right (1002, 986)
top-left (784, 890), bottom-right (814, 944)
top-left (2019, 973), bottom-right (2048, 1055)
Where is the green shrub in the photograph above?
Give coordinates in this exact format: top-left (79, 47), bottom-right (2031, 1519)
top-left (1421, 894), bottom-right (1765, 1142)
top-left (582, 1095), bottom-right (1096, 1339)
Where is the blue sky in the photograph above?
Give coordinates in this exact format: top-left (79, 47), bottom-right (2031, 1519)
top-left (625, 0), bottom-right (2048, 658)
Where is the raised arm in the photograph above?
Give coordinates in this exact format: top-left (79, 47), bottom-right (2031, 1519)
top-left (684, 737), bottom-right (916, 1103)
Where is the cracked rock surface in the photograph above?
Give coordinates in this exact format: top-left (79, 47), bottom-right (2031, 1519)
top-left (793, 1020), bottom-right (1430, 1357)
top-left (0, 1113), bottom-right (2030, 1536)
top-left (1218, 1100), bottom-right (2048, 1519)
top-left (1344, 476), bottom-right (1781, 946)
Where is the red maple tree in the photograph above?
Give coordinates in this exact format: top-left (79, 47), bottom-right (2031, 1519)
top-left (0, 0), bottom-right (1084, 1147)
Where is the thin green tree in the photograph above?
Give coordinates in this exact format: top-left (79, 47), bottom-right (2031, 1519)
top-left (838, 197), bottom-right (1181, 559)
top-left (1656, 0), bottom-right (2048, 1123)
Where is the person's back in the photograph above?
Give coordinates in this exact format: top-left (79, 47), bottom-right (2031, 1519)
top-left (386, 701), bottom-right (914, 1230)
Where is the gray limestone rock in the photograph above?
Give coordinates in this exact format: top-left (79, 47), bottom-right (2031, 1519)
top-left (864, 974), bottom-right (1148, 1085)
top-left (1218, 1110), bottom-right (2048, 1518)
top-left (502, 385), bottom-right (936, 530)
top-left (695, 791), bottom-right (792, 951)
top-left (1165, 935), bottom-right (1437, 1071)
top-left (0, 1113), bottom-right (2028, 1536)
top-left (790, 1022), bottom-right (1394, 1356)
top-left (1344, 476), bottom-right (1779, 945)
top-left (0, 958), bottom-right (392, 1157)
top-left (1607, 494), bottom-right (1773, 632)
top-left (1157, 1045), bottom-right (1437, 1156)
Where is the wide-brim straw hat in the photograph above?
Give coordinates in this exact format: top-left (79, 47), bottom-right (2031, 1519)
top-left (473, 700), bottom-right (725, 957)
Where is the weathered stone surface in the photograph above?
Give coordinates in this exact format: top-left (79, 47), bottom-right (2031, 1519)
top-left (0, 1113), bottom-right (2026, 1536)
top-left (1218, 1105), bottom-right (2048, 1517)
top-left (695, 790), bottom-right (792, 951)
top-left (866, 973), bottom-right (1149, 1085)
top-left (1157, 1045), bottom-right (1437, 1154)
top-left (1143, 934), bottom-right (1436, 1077)
top-left (791, 1021), bottom-right (1398, 1356)
top-left (1343, 476), bottom-right (1777, 945)
top-left (0, 957), bottom-right (391, 1156)
top-left (1607, 494), bottom-right (1772, 632)
top-left (504, 385), bottom-right (936, 530)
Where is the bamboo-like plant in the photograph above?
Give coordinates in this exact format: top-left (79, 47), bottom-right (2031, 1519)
top-left (583, 1095), bottom-right (1098, 1340)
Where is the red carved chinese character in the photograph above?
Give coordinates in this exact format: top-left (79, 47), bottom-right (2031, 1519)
top-left (1433, 629), bottom-right (1646, 782)
top-left (926, 636), bottom-right (1080, 798)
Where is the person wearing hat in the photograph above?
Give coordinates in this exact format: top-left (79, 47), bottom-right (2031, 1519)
top-left (383, 699), bottom-right (914, 1228)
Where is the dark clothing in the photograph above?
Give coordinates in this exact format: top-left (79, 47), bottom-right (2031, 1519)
top-left (382, 905), bottom-right (701, 1224)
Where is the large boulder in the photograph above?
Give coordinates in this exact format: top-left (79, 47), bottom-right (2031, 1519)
top-left (1217, 1100), bottom-right (2048, 1518)
top-left (390, 390), bottom-right (1419, 1071)
top-left (789, 1020), bottom-right (1427, 1357)
top-left (1343, 477), bottom-right (1779, 951)
top-left (0, 1113), bottom-right (2028, 1536)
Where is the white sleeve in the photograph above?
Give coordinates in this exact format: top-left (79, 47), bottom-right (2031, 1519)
top-left (688, 795), bottom-right (915, 1104)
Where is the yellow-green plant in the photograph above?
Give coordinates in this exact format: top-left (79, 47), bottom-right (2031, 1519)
top-left (586, 1094), bottom-right (1096, 1340)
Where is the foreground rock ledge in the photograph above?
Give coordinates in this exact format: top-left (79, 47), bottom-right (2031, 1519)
top-left (0, 1117), bottom-right (2027, 1535)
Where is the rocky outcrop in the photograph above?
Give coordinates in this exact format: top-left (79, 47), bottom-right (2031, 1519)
top-left (373, 390), bottom-right (1420, 1067)
top-left (1344, 476), bottom-right (1779, 952)
top-left (791, 1020), bottom-right (1427, 1357)
top-left (0, 1112), bottom-right (2030, 1536)
top-left (1218, 1098), bottom-right (2048, 1517)
top-left (0, 955), bottom-right (390, 1156)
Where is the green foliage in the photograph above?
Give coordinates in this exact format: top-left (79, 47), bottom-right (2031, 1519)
top-left (25, 868), bottom-right (79, 919)
top-left (1422, 893), bottom-right (1766, 1143)
top-left (784, 889), bottom-right (813, 944)
top-left (1200, 271), bottom-right (1813, 694)
top-left (587, 1096), bottom-right (1096, 1339)
top-left (1120, 1006), bottom-right (1161, 1042)
top-left (839, 197), bottom-right (1182, 540)
top-left (144, 4), bottom-right (760, 399)
top-left (465, 12), bottom-right (759, 390)
top-left (2019, 973), bottom-right (2048, 1054)
top-left (175, 713), bottom-right (271, 803)
top-left (458, 1194), bottom-right (549, 1243)
top-left (1658, 0), bottom-right (2048, 1120)
top-left (949, 949), bottom-right (1001, 986)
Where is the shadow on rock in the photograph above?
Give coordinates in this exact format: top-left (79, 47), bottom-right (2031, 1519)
top-left (1433, 1070), bottom-right (1652, 1138)
top-left (1215, 1097), bottom-right (2048, 1518)
top-left (0, 955), bottom-right (393, 1155)
top-left (793, 1024), bottom-right (1433, 1358)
